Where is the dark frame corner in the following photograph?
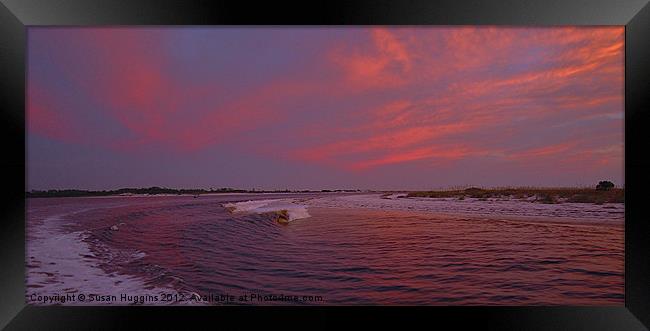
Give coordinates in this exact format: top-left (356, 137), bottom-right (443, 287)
top-left (1, 0), bottom-right (649, 329)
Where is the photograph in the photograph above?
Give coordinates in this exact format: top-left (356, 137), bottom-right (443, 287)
top-left (26, 26), bottom-right (625, 306)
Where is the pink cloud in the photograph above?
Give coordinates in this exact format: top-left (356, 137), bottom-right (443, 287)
top-left (328, 28), bottom-right (413, 91)
top-left (27, 84), bottom-right (80, 142)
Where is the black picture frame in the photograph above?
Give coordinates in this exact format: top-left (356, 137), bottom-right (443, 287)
top-left (1, 0), bottom-right (649, 329)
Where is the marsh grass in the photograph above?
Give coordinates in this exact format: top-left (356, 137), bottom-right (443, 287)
top-left (407, 187), bottom-right (624, 204)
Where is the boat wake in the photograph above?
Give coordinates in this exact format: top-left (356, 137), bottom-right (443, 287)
top-left (26, 208), bottom-right (202, 305)
top-left (222, 199), bottom-right (311, 222)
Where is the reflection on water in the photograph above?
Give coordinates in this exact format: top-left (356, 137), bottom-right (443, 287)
top-left (26, 194), bottom-right (623, 305)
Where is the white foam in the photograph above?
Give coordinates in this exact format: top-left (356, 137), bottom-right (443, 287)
top-left (223, 199), bottom-right (280, 212)
top-left (223, 199), bottom-right (311, 222)
top-left (26, 211), bottom-right (201, 306)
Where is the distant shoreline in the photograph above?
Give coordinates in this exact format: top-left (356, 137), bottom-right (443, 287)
top-left (25, 187), bottom-right (365, 198)
top-left (406, 187), bottom-right (624, 204)
top-left (26, 186), bottom-right (625, 205)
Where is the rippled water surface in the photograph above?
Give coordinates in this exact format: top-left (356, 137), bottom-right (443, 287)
top-left (26, 194), bottom-right (624, 305)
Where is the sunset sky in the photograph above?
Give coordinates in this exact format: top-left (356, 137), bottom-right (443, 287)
top-left (27, 27), bottom-right (624, 190)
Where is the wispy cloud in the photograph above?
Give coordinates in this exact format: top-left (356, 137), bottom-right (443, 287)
top-left (27, 27), bottom-right (624, 188)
